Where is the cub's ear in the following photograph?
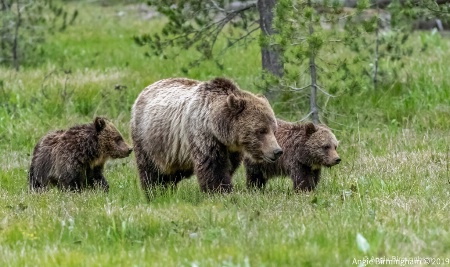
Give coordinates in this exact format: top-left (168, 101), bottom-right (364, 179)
top-left (94, 117), bottom-right (106, 132)
top-left (257, 94), bottom-right (269, 103)
top-left (305, 122), bottom-right (317, 137)
top-left (227, 94), bottom-right (246, 115)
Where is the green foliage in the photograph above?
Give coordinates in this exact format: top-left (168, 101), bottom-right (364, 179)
top-left (274, 0), bottom-right (351, 120)
top-left (0, 0), bottom-right (78, 69)
top-left (271, 0), bottom-right (450, 121)
top-left (134, 0), bottom-right (259, 72)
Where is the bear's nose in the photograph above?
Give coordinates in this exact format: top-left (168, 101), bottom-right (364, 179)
top-left (128, 147), bottom-right (133, 154)
top-left (273, 149), bottom-right (283, 160)
top-left (335, 158), bottom-right (341, 164)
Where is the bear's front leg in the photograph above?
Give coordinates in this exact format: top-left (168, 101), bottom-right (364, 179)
top-left (87, 166), bottom-right (109, 192)
top-left (193, 146), bottom-right (233, 193)
top-left (195, 160), bottom-right (232, 193)
top-left (229, 151), bottom-right (243, 177)
top-left (244, 160), bottom-right (267, 189)
top-left (292, 165), bottom-right (321, 192)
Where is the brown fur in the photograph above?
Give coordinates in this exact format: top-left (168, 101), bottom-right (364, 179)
top-left (131, 77), bottom-right (282, 198)
top-left (29, 117), bottom-right (133, 192)
top-left (244, 119), bottom-right (340, 191)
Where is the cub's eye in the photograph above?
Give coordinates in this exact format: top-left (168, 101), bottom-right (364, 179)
top-left (257, 128), bottom-right (268, 135)
top-left (114, 136), bottom-right (123, 143)
top-left (323, 145), bottom-right (330, 150)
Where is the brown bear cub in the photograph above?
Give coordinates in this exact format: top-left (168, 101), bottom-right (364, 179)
top-left (131, 77), bottom-right (283, 198)
top-left (244, 120), bottom-right (340, 191)
top-left (29, 117), bottom-right (133, 192)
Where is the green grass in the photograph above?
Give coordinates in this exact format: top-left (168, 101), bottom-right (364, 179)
top-left (1, 1), bottom-right (450, 266)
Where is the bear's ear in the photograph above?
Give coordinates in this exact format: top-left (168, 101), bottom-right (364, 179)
top-left (305, 122), bottom-right (317, 137)
top-left (227, 94), bottom-right (246, 115)
top-left (256, 94), bottom-right (269, 103)
top-left (94, 117), bottom-right (106, 132)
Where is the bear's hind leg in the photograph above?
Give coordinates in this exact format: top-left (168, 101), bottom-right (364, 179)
top-left (57, 164), bottom-right (87, 192)
top-left (135, 151), bottom-right (176, 200)
top-left (28, 157), bottom-right (52, 192)
top-left (140, 170), bottom-right (177, 200)
top-left (29, 165), bottom-right (45, 192)
top-left (134, 144), bottom-right (163, 199)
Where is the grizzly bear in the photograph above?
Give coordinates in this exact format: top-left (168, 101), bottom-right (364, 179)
top-left (29, 117), bottom-right (133, 192)
top-left (244, 120), bottom-right (340, 191)
top-left (131, 77), bottom-right (283, 197)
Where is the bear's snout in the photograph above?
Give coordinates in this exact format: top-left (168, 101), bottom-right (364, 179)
top-left (334, 158), bottom-right (341, 164)
top-left (121, 145), bottom-right (133, 157)
top-left (273, 148), bottom-right (283, 160)
top-left (263, 147), bottom-right (283, 162)
top-left (111, 143), bottom-right (133, 158)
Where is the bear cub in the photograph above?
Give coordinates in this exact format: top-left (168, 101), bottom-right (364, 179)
top-left (29, 117), bottom-right (133, 192)
top-left (244, 120), bottom-right (340, 191)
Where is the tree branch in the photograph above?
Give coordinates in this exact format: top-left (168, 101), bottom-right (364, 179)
top-left (316, 84), bottom-right (336, 98)
top-left (296, 111), bottom-right (314, 122)
top-left (226, 1), bottom-right (257, 13)
top-left (220, 25), bottom-right (260, 53)
top-left (208, 0), bottom-right (225, 13)
top-left (425, 4), bottom-right (450, 15)
top-left (288, 84), bottom-right (312, 91)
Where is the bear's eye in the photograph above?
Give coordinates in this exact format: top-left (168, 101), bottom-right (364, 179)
top-left (114, 136), bottom-right (123, 144)
top-left (256, 128), bottom-right (268, 135)
top-left (323, 145), bottom-right (330, 150)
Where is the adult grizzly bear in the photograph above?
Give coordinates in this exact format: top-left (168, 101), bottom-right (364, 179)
top-left (131, 77), bottom-right (283, 197)
top-left (244, 120), bottom-right (340, 191)
top-left (29, 117), bottom-right (133, 192)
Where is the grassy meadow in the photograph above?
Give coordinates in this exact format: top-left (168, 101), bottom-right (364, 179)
top-left (1, 2), bottom-right (450, 266)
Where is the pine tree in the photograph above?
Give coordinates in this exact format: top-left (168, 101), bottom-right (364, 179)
top-left (273, 0), bottom-right (442, 122)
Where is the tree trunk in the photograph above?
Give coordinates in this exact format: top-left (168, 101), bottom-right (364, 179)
top-left (0, 0), bottom-right (7, 11)
top-left (257, 0), bottom-right (284, 99)
top-left (308, 1), bottom-right (319, 124)
top-left (12, 0), bottom-right (20, 71)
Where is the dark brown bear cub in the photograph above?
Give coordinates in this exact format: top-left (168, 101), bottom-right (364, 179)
top-left (244, 119), bottom-right (340, 191)
top-left (29, 117), bottom-right (133, 192)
